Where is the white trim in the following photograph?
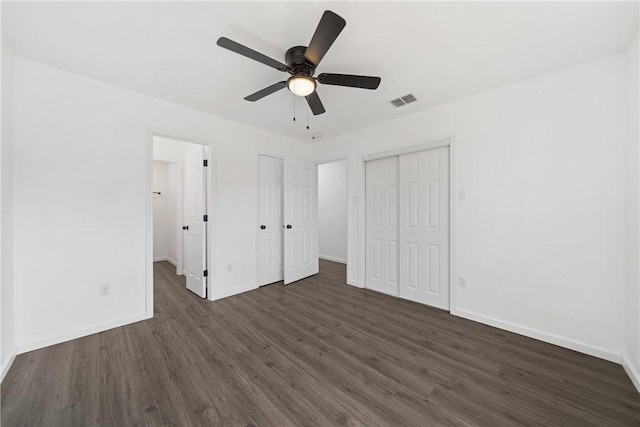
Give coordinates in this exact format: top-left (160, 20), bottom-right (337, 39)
top-left (147, 128), bottom-right (218, 308)
top-left (456, 309), bottom-right (621, 363)
top-left (448, 134), bottom-right (458, 314)
top-left (212, 283), bottom-right (258, 301)
top-left (175, 161), bottom-right (184, 276)
top-left (346, 279), bottom-right (363, 288)
top-left (362, 137), bottom-right (451, 162)
top-left (365, 286), bottom-right (400, 298)
top-left (622, 354), bottom-right (640, 393)
top-left (319, 255), bottom-right (346, 264)
top-left (145, 129), bottom-right (154, 318)
top-left (153, 256), bottom-right (177, 267)
top-left (1, 347), bottom-right (17, 383)
top-left (315, 153), bottom-right (351, 165)
top-left (16, 313), bottom-right (147, 354)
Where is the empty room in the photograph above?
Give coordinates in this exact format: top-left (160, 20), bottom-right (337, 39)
top-left (1, 1), bottom-right (639, 426)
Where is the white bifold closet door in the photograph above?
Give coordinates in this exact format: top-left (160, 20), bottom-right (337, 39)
top-left (366, 146), bottom-right (450, 309)
top-left (283, 159), bottom-right (319, 284)
top-left (365, 156), bottom-right (399, 295)
top-left (258, 156), bottom-right (318, 286)
top-left (258, 155), bottom-right (285, 286)
top-left (398, 147), bottom-right (449, 309)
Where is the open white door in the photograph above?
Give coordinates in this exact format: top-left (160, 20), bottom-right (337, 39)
top-left (183, 145), bottom-right (207, 298)
top-left (284, 159), bottom-right (318, 284)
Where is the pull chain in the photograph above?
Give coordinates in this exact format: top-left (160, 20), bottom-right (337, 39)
top-left (306, 106), bottom-right (310, 130)
top-left (292, 93), bottom-right (296, 122)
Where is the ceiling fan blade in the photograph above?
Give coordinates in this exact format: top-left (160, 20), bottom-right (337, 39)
top-left (217, 37), bottom-right (288, 72)
top-left (244, 81), bottom-right (287, 102)
top-left (303, 10), bottom-right (346, 67)
top-left (305, 91), bottom-right (326, 115)
top-left (317, 73), bottom-right (381, 90)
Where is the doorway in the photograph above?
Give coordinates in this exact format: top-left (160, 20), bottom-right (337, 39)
top-left (257, 154), bottom-right (319, 286)
top-left (148, 133), bottom-right (213, 313)
top-left (318, 159), bottom-right (348, 265)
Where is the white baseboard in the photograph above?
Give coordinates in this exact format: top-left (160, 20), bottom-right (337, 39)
top-left (16, 313), bottom-right (147, 354)
top-left (1, 346), bottom-right (17, 383)
top-left (153, 256), bottom-right (177, 267)
top-left (622, 353), bottom-right (640, 393)
top-left (212, 283), bottom-right (257, 301)
top-left (319, 255), bottom-right (347, 264)
top-left (455, 309), bottom-right (621, 363)
top-left (346, 279), bottom-right (364, 288)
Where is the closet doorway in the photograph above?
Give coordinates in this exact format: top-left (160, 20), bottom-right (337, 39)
top-left (257, 154), bottom-right (319, 286)
top-left (365, 145), bottom-right (450, 309)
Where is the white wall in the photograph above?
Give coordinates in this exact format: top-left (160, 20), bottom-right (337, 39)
top-left (318, 160), bottom-right (347, 263)
top-left (11, 57), bottom-right (310, 352)
top-left (1, 37), bottom-right (16, 381)
top-left (312, 52), bottom-right (628, 362)
top-left (153, 136), bottom-right (184, 162)
top-left (624, 31), bottom-right (640, 390)
top-left (153, 160), bottom-right (178, 264)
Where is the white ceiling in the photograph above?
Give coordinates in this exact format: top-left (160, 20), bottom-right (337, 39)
top-left (3, 1), bottom-right (638, 141)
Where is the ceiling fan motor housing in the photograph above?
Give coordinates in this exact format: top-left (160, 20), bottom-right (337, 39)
top-left (285, 46), bottom-right (315, 76)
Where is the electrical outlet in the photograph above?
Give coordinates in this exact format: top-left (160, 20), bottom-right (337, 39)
top-left (227, 263), bottom-right (233, 272)
top-left (458, 276), bottom-right (467, 288)
top-left (99, 284), bottom-right (110, 296)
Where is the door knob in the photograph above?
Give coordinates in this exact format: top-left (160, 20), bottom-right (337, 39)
top-left (182, 225), bottom-right (189, 230)
top-left (286, 224), bottom-right (292, 229)
top-left (260, 225), bottom-right (266, 230)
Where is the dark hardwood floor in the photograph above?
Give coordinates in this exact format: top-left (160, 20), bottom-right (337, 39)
top-left (2, 260), bottom-right (639, 426)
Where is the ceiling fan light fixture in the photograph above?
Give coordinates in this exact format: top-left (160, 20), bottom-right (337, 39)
top-left (287, 76), bottom-right (316, 97)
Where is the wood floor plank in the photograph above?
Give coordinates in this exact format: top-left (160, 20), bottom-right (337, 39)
top-left (2, 260), bottom-right (638, 426)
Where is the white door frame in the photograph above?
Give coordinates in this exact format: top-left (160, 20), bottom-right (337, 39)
top-left (175, 161), bottom-right (184, 275)
top-left (255, 152), bottom-right (285, 287)
top-left (315, 156), bottom-right (350, 270)
top-left (358, 134), bottom-right (458, 314)
top-left (146, 128), bottom-right (217, 318)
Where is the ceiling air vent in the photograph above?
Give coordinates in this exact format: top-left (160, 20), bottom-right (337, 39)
top-left (390, 93), bottom-right (418, 107)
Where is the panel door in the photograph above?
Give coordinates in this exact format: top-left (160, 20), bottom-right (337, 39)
top-left (258, 155), bottom-right (284, 286)
top-left (183, 145), bottom-right (207, 298)
top-left (398, 146), bottom-right (449, 309)
top-left (365, 156), bottom-right (399, 295)
top-left (284, 159), bottom-right (318, 284)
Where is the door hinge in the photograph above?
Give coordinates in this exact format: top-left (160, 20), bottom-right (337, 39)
top-left (203, 269), bottom-right (208, 277)
top-left (203, 159), bottom-right (208, 167)
top-left (203, 214), bottom-right (208, 222)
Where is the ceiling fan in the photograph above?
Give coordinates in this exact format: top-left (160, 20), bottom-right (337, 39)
top-left (217, 10), bottom-right (381, 116)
